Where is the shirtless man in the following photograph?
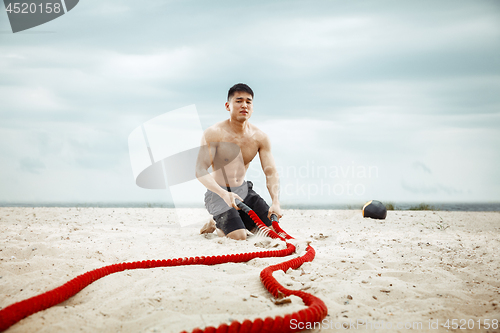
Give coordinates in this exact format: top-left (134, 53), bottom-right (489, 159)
top-left (196, 83), bottom-right (282, 240)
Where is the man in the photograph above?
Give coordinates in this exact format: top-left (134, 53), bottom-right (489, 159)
top-left (196, 83), bottom-right (282, 240)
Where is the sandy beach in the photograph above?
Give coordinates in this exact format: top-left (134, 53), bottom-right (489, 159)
top-left (1, 207), bottom-right (499, 332)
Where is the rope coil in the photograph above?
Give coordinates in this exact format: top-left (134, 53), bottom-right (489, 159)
top-left (0, 207), bottom-right (328, 332)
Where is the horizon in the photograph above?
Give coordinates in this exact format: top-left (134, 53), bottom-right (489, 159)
top-left (2, 200), bottom-right (499, 212)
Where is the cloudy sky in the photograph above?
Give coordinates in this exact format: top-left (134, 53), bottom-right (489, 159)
top-left (1, 0), bottom-right (499, 206)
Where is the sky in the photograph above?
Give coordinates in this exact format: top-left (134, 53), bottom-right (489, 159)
top-left (1, 0), bottom-right (499, 207)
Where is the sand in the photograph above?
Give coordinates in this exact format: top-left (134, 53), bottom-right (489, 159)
top-left (1, 207), bottom-right (499, 332)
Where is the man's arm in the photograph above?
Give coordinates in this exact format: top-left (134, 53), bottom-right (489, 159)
top-left (195, 129), bottom-right (243, 210)
top-left (259, 133), bottom-right (282, 219)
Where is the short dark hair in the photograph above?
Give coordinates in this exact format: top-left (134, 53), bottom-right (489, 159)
top-left (227, 83), bottom-right (254, 101)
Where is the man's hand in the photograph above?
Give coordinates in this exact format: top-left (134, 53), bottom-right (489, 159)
top-left (220, 191), bottom-right (244, 210)
top-left (268, 202), bottom-right (282, 220)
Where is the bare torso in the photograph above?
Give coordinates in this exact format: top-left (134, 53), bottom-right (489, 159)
top-left (197, 88), bottom-right (282, 238)
top-left (207, 119), bottom-right (264, 188)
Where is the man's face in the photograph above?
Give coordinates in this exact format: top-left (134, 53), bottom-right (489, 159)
top-left (225, 91), bottom-right (253, 121)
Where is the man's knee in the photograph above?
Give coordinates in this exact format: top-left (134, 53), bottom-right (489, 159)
top-left (226, 229), bottom-right (247, 240)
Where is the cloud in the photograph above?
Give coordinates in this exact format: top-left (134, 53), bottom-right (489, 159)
top-left (401, 180), bottom-right (462, 196)
top-left (412, 162), bottom-right (431, 174)
top-left (0, 1), bottom-right (499, 203)
top-left (19, 157), bottom-right (45, 174)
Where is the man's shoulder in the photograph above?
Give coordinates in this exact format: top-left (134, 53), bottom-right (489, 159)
top-left (247, 123), bottom-right (271, 150)
top-left (206, 121), bottom-right (228, 132)
top-left (249, 123), bottom-right (269, 141)
top-left (203, 121), bottom-right (227, 140)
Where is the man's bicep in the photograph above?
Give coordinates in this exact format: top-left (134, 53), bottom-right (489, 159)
top-left (259, 135), bottom-right (276, 176)
top-left (198, 141), bottom-right (219, 170)
top-left (197, 131), bottom-right (217, 171)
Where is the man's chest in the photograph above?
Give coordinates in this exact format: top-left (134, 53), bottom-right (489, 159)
top-left (215, 134), bottom-right (259, 165)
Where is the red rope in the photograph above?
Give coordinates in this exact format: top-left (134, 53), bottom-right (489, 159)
top-left (0, 211), bottom-right (328, 332)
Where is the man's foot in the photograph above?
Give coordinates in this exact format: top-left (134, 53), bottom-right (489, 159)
top-left (200, 218), bottom-right (216, 234)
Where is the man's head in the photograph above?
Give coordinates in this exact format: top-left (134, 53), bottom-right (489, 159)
top-left (225, 83), bottom-right (254, 122)
top-left (227, 83), bottom-right (254, 102)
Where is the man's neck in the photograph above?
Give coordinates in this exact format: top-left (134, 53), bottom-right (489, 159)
top-left (228, 118), bottom-right (248, 134)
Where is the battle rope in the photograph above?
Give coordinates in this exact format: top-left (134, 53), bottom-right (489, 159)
top-left (0, 203), bottom-right (328, 332)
